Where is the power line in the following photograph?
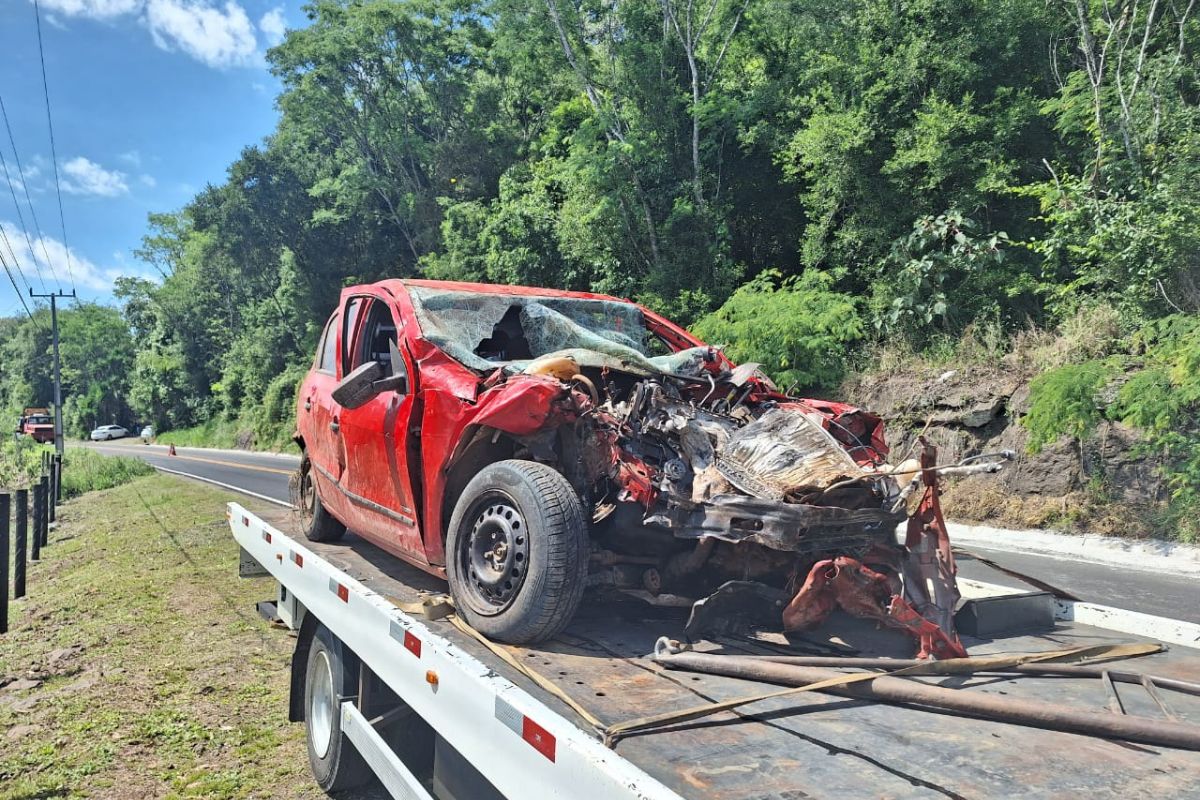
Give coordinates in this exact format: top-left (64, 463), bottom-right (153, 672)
top-left (0, 222), bottom-right (31, 293)
top-left (0, 249), bottom-right (41, 328)
top-left (0, 95), bottom-right (55, 290)
top-left (32, 0), bottom-right (75, 295)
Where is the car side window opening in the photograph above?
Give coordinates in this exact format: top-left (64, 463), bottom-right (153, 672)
top-left (341, 297), bottom-right (365, 374)
top-left (316, 314), bottom-right (339, 374)
top-left (353, 300), bottom-right (400, 378)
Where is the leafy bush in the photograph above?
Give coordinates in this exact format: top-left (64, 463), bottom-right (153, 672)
top-left (1022, 360), bottom-right (1120, 452)
top-left (0, 437), bottom-right (49, 488)
top-left (1022, 314), bottom-right (1200, 541)
top-left (1108, 315), bottom-right (1200, 541)
top-left (692, 269), bottom-right (864, 391)
top-left (879, 211), bottom-right (1010, 335)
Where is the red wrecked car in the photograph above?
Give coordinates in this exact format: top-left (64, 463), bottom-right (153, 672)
top-left (295, 280), bottom-right (1009, 654)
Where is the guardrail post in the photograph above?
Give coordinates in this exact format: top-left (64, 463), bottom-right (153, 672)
top-left (38, 476), bottom-right (49, 548)
top-left (31, 483), bottom-right (42, 562)
top-left (14, 488), bottom-right (27, 599)
top-left (1, 494), bottom-right (9, 634)
top-left (47, 467), bottom-right (55, 524)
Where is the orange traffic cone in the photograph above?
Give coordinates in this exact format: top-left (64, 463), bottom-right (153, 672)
top-left (168, 443), bottom-right (176, 456)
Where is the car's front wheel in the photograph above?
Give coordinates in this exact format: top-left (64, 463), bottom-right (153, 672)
top-left (445, 460), bottom-right (589, 644)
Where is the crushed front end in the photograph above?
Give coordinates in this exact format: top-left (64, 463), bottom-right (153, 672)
top-left (548, 354), bottom-right (1011, 660)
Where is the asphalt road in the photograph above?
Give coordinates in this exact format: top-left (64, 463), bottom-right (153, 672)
top-left (81, 438), bottom-right (299, 508)
top-left (78, 438), bottom-right (1198, 623)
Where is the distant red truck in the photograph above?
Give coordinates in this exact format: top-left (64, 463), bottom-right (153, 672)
top-left (17, 407), bottom-right (54, 444)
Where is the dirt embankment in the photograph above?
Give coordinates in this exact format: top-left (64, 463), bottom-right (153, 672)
top-left (842, 364), bottom-right (1164, 537)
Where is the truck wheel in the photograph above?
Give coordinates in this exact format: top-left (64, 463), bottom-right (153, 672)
top-left (446, 459), bottom-right (588, 644)
top-left (304, 625), bottom-right (370, 793)
top-left (299, 454), bottom-right (345, 543)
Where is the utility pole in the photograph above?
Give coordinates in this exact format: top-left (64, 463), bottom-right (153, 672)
top-left (30, 288), bottom-right (75, 456)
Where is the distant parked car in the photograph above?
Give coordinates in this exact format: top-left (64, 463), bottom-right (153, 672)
top-left (90, 425), bottom-right (129, 441)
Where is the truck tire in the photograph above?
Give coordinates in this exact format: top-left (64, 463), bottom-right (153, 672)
top-left (298, 453), bottom-right (346, 543)
top-left (304, 625), bottom-right (370, 793)
top-left (446, 459), bottom-right (589, 644)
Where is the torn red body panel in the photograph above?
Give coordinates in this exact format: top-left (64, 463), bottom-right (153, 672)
top-left (472, 375), bottom-right (576, 436)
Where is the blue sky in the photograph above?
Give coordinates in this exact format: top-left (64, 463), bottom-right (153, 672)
top-left (0, 0), bottom-right (306, 315)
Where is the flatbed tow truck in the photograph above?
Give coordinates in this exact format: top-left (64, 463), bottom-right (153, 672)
top-left (230, 503), bottom-right (1200, 800)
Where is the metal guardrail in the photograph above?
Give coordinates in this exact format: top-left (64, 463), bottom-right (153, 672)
top-left (1, 453), bottom-right (61, 635)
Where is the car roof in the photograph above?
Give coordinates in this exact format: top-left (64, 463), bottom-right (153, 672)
top-left (387, 278), bottom-right (630, 304)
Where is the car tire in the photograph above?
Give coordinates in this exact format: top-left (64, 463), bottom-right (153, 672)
top-left (446, 459), bottom-right (589, 644)
top-left (304, 625), bottom-right (371, 793)
top-left (298, 453), bottom-right (346, 543)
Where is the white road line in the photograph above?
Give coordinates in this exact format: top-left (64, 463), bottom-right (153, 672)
top-left (151, 464), bottom-right (296, 509)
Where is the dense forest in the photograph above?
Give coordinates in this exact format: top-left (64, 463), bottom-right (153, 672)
top-left (2, 0), bottom-right (1199, 533)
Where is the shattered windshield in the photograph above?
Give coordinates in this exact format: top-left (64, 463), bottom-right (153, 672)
top-left (407, 287), bottom-right (678, 374)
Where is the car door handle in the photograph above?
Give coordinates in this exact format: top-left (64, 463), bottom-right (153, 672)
top-left (330, 420), bottom-right (340, 434)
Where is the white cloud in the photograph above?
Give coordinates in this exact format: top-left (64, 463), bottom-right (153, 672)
top-left (36, 0), bottom-right (142, 19)
top-left (119, 150), bottom-right (142, 167)
top-left (33, 0), bottom-right (263, 69)
top-left (139, 174), bottom-right (157, 188)
top-left (145, 0), bottom-right (259, 69)
top-left (1, 159), bottom-right (42, 196)
top-left (259, 7), bottom-right (286, 46)
top-left (61, 157), bottom-right (129, 197)
top-left (1, 220), bottom-right (147, 291)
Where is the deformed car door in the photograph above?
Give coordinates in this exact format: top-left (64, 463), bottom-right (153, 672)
top-left (335, 294), bottom-right (425, 563)
top-left (300, 311), bottom-right (353, 521)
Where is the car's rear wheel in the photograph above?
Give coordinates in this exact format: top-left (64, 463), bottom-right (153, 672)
top-left (446, 460), bottom-right (588, 644)
top-left (298, 453), bottom-right (346, 543)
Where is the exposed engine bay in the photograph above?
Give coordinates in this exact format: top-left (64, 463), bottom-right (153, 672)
top-left (408, 287), bottom-right (1013, 659)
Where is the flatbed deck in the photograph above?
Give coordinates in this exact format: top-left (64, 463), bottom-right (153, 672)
top-left (247, 506), bottom-right (1200, 800)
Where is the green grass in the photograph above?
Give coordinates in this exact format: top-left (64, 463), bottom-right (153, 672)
top-left (0, 475), bottom-right (322, 799)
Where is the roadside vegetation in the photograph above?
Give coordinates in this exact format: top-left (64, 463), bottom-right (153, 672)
top-left (57, 449), bottom-right (155, 499)
top-left (0, 438), bottom-right (152, 498)
top-left (0, 1), bottom-right (1196, 530)
top-left (0, 476), bottom-right (321, 799)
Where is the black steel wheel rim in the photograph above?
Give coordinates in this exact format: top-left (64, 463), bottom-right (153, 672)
top-left (458, 491), bottom-right (530, 615)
